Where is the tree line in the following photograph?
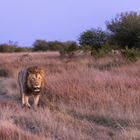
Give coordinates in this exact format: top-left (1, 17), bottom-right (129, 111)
top-left (0, 11), bottom-right (140, 56)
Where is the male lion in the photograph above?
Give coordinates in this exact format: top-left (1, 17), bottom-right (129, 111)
top-left (18, 66), bottom-right (45, 109)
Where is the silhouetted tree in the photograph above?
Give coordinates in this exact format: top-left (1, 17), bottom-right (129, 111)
top-left (106, 11), bottom-right (140, 48)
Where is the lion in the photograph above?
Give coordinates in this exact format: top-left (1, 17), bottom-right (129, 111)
top-left (18, 66), bottom-right (45, 109)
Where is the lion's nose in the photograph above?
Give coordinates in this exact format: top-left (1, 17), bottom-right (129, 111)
top-left (35, 81), bottom-right (39, 85)
top-left (34, 85), bottom-right (40, 88)
top-left (34, 82), bottom-right (40, 88)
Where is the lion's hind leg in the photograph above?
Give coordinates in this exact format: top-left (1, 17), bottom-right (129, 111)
top-left (22, 93), bottom-right (25, 107)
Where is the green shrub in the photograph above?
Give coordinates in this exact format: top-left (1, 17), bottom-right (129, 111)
top-left (60, 42), bottom-right (78, 57)
top-left (82, 45), bottom-right (92, 54)
top-left (122, 48), bottom-right (140, 61)
top-left (14, 47), bottom-right (30, 52)
top-left (32, 40), bottom-right (48, 51)
top-left (91, 43), bottom-right (111, 58)
top-left (0, 44), bottom-right (16, 52)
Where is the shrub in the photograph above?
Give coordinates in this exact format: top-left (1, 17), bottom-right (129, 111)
top-left (81, 45), bottom-right (92, 54)
top-left (0, 41), bottom-right (29, 53)
top-left (32, 40), bottom-right (48, 51)
top-left (14, 47), bottom-right (30, 52)
top-left (0, 44), bottom-right (16, 52)
top-left (33, 40), bottom-right (77, 52)
top-left (122, 47), bottom-right (140, 61)
top-left (91, 43), bottom-right (111, 58)
top-left (60, 42), bottom-right (78, 57)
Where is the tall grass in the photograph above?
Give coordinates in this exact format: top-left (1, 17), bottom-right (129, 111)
top-left (0, 52), bottom-right (140, 139)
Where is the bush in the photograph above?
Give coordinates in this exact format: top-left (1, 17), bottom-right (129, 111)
top-left (0, 41), bottom-right (29, 53)
top-left (81, 45), bottom-right (92, 55)
top-left (0, 44), bottom-right (16, 52)
top-left (32, 40), bottom-right (48, 51)
top-left (91, 43), bottom-right (111, 58)
top-left (60, 42), bottom-right (78, 57)
top-left (33, 40), bottom-right (75, 51)
top-left (122, 47), bottom-right (140, 61)
top-left (47, 41), bottom-right (66, 51)
top-left (14, 47), bottom-right (30, 52)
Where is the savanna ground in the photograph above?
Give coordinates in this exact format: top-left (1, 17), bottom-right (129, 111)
top-left (0, 51), bottom-right (140, 140)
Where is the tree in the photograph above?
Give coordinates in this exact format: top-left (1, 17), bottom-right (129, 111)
top-left (32, 40), bottom-right (49, 51)
top-left (47, 41), bottom-right (66, 51)
top-left (14, 47), bottom-right (31, 52)
top-left (106, 11), bottom-right (140, 48)
top-left (33, 40), bottom-right (76, 51)
top-left (79, 28), bottom-right (108, 51)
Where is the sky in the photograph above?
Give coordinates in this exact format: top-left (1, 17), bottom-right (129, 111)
top-left (0, 0), bottom-right (140, 47)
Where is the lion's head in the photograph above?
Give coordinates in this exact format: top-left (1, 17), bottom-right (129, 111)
top-left (26, 66), bottom-right (45, 93)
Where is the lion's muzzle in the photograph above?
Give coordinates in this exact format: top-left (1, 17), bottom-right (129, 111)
top-left (33, 85), bottom-right (41, 92)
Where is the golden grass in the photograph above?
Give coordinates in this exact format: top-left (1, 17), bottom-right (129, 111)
top-left (0, 52), bottom-right (140, 139)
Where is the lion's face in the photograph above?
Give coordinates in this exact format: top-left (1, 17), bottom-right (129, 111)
top-left (26, 67), bottom-right (45, 92)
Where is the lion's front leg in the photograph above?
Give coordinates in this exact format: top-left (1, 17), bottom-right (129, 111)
top-left (24, 95), bottom-right (31, 109)
top-left (34, 94), bottom-right (40, 106)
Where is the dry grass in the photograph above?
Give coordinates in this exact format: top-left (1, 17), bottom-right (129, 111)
top-left (0, 52), bottom-right (140, 139)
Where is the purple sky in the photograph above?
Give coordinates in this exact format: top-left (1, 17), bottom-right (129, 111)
top-left (0, 0), bottom-right (140, 47)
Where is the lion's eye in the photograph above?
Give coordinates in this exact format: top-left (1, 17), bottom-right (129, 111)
top-left (38, 77), bottom-right (41, 80)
